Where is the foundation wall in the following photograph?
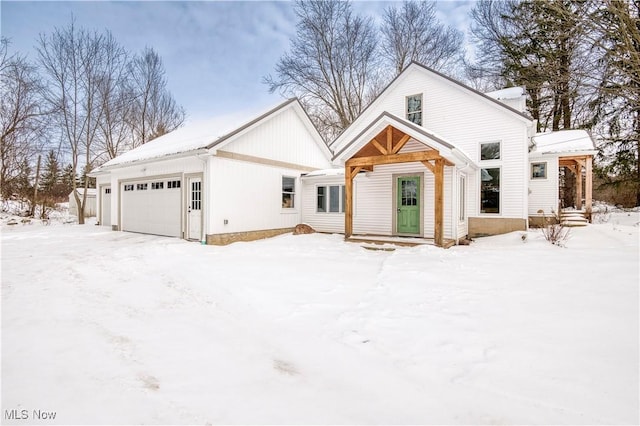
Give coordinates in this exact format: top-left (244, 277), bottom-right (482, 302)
top-left (206, 227), bottom-right (294, 246)
top-left (468, 217), bottom-right (527, 237)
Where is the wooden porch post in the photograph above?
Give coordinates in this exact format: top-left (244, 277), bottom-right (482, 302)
top-left (585, 155), bottom-right (593, 213)
top-left (434, 158), bottom-right (444, 247)
top-left (575, 160), bottom-right (583, 210)
top-left (345, 166), bottom-right (353, 238)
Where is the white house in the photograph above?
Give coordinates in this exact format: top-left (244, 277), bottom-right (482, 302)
top-left (91, 99), bottom-right (332, 244)
top-left (301, 62), bottom-right (596, 246)
top-left (93, 63), bottom-right (596, 248)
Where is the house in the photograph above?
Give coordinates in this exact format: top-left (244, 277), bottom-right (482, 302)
top-left (90, 99), bottom-right (332, 244)
top-left (93, 63), bottom-right (596, 248)
top-left (68, 188), bottom-right (97, 218)
top-left (301, 62), bottom-right (596, 246)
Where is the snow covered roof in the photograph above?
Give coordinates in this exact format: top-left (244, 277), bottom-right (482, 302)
top-left (302, 168), bottom-right (345, 178)
top-left (95, 99), bottom-right (303, 170)
top-left (531, 130), bottom-right (597, 155)
top-left (485, 87), bottom-right (525, 100)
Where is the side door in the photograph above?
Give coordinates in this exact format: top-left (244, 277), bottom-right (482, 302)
top-left (397, 176), bottom-right (421, 234)
top-left (187, 177), bottom-right (202, 240)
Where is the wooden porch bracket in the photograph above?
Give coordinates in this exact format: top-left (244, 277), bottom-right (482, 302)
top-left (343, 124), bottom-right (450, 247)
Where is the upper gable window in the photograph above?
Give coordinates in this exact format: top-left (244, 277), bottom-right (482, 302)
top-left (406, 94), bottom-right (422, 126)
top-left (480, 142), bottom-right (501, 160)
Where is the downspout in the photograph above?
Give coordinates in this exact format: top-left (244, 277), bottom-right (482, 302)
top-left (195, 153), bottom-right (210, 244)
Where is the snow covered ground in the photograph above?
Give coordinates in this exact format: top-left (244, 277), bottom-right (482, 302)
top-left (2, 211), bottom-right (638, 424)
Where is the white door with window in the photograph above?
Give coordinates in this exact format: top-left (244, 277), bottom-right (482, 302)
top-left (101, 185), bottom-right (111, 227)
top-left (187, 177), bottom-right (202, 240)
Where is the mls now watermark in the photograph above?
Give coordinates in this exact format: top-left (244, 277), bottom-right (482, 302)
top-left (5, 409), bottom-right (57, 421)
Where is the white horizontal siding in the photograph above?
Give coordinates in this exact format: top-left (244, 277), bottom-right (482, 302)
top-left (351, 163), bottom-right (454, 239)
top-left (301, 175), bottom-right (345, 233)
top-left (207, 156), bottom-right (304, 234)
top-left (528, 156), bottom-right (559, 216)
top-left (332, 66), bottom-right (531, 221)
top-left (220, 107), bottom-right (331, 170)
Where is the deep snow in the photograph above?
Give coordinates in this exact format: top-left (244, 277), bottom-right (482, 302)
top-left (1, 212), bottom-right (638, 424)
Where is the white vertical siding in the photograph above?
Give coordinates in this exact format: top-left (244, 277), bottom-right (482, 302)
top-left (207, 156), bottom-right (305, 234)
top-left (528, 156), bottom-right (559, 216)
top-left (219, 107), bottom-right (331, 170)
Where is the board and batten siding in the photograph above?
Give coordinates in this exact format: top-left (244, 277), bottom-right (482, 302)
top-left (217, 106), bottom-right (331, 170)
top-left (528, 156), bottom-right (559, 217)
top-left (300, 174), bottom-right (345, 233)
top-left (207, 156), bottom-right (306, 235)
top-left (331, 65), bottom-right (532, 221)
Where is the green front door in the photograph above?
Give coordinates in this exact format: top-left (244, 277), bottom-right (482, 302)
top-left (397, 176), bottom-right (421, 234)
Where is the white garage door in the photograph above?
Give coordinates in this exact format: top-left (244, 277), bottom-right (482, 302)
top-left (101, 186), bottom-right (111, 227)
top-left (121, 178), bottom-right (182, 237)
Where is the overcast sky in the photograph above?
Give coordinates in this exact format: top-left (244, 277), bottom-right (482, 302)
top-left (1, 1), bottom-right (475, 123)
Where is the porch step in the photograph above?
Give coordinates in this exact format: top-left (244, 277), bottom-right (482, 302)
top-left (560, 210), bottom-right (589, 227)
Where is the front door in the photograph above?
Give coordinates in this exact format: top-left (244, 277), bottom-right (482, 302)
top-left (397, 176), bottom-right (420, 234)
top-left (187, 177), bottom-right (202, 240)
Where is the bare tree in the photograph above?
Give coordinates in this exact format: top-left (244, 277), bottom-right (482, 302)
top-left (264, 0), bottom-right (379, 141)
top-left (381, 1), bottom-right (464, 76)
top-left (95, 36), bottom-right (131, 160)
top-left (37, 21), bottom-right (120, 223)
top-left (127, 47), bottom-right (185, 147)
top-left (0, 38), bottom-right (47, 200)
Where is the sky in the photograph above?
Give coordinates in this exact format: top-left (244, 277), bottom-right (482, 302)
top-left (1, 1), bottom-right (475, 123)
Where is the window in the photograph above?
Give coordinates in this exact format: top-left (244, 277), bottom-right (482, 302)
top-left (481, 168), bottom-right (500, 214)
top-left (104, 188), bottom-right (111, 194)
top-left (151, 182), bottom-right (164, 190)
top-left (459, 175), bottom-right (466, 221)
top-left (329, 185), bottom-right (341, 212)
top-left (136, 183), bottom-right (148, 191)
top-left (531, 162), bottom-right (547, 179)
top-left (167, 180), bottom-right (181, 188)
top-left (317, 186), bottom-right (326, 212)
top-left (480, 142), bottom-right (501, 160)
top-left (406, 94), bottom-right (422, 125)
top-left (123, 184), bottom-right (134, 191)
top-left (316, 185), bottom-right (346, 213)
top-left (282, 177), bottom-right (295, 208)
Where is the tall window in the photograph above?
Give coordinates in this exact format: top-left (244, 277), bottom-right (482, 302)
top-left (459, 175), bottom-right (466, 221)
top-left (282, 177), bottom-right (295, 208)
top-left (406, 94), bottom-right (422, 125)
top-left (317, 186), bottom-right (326, 212)
top-left (481, 168), bottom-right (500, 214)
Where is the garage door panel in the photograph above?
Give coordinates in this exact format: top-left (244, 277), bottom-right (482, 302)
top-left (121, 179), bottom-right (182, 238)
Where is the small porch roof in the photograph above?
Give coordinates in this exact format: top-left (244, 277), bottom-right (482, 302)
top-left (332, 112), bottom-right (477, 169)
top-left (531, 130), bottom-right (597, 157)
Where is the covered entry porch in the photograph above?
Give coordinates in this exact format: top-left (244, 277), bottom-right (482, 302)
top-left (333, 113), bottom-right (475, 248)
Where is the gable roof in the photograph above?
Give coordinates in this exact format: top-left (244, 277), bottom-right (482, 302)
top-left (329, 61), bottom-right (533, 149)
top-left (94, 98), bottom-right (328, 171)
top-left (531, 130), bottom-right (597, 155)
top-left (333, 111), bottom-right (477, 169)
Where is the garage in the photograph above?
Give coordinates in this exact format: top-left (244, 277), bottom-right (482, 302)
top-left (121, 178), bottom-right (182, 237)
